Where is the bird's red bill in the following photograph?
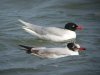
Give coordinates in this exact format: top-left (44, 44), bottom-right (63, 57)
top-left (77, 26), bottom-right (83, 30)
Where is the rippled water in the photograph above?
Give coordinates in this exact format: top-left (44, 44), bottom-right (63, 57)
top-left (0, 0), bottom-right (100, 75)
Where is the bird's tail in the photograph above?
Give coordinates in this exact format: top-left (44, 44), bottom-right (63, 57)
top-left (19, 45), bottom-right (33, 54)
top-left (18, 19), bottom-right (33, 27)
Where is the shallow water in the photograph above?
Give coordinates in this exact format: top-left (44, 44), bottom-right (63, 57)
top-left (0, 0), bottom-right (100, 75)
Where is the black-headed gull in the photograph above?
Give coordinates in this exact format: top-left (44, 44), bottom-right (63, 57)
top-left (19, 43), bottom-right (86, 58)
top-left (19, 19), bottom-right (83, 42)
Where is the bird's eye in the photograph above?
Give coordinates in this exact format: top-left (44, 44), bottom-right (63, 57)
top-left (72, 46), bottom-right (77, 49)
top-left (72, 46), bottom-right (74, 48)
top-left (72, 25), bottom-right (75, 27)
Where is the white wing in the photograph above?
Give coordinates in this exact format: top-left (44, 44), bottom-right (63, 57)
top-left (32, 47), bottom-right (68, 55)
top-left (18, 19), bottom-right (66, 36)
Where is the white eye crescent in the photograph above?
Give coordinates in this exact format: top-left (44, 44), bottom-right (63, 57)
top-left (75, 44), bottom-right (80, 48)
top-left (72, 25), bottom-right (75, 27)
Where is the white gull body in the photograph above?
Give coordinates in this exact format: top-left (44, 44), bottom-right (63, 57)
top-left (19, 43), bottom-right (84, 59)
top-left (31, 47), bottom-right (79, 58)
top-left (19, 19), bottom-right (76, 42)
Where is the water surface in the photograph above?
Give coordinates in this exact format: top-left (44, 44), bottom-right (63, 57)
top-left (0, 0), bottom-right (100, 75)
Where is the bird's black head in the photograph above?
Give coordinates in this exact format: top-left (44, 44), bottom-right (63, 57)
top-left (67, 43), bottom-right (77, 51)
top-left (65, 23), bottom-right (78, 31)
top-left (67, 43), bottom-right (86, 51)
